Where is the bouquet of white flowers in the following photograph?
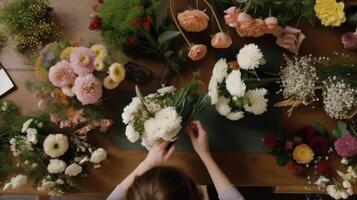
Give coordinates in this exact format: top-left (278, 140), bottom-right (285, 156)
top-left (122, 79), bottom-right (209, 149)
top-left (208, 43), bottom-right (269, 121)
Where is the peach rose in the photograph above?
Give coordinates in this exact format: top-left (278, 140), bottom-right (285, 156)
top-left (224, 6), bottom-right (240, 27)
top-left (177, 10), bottom-right (209, 32)
top-left (264, 17), bottom-right (282, 37)
top-left (276, 26), bottom-right (306, 55)
top-left (211, 32), bottom-right (232, 48)
top-left (188, 44), bottom-right (207, 61)
top-left (237, 18), bottom-right (267, 37)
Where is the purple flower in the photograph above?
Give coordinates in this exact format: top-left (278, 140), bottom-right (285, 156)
top-left (72, 74), bottom-right (102, 105)
top-left (334, 135), bottom-right (357, 157)
top-left (48, 60), bottom-right (77, 87)
top-left (70, 47), bottom-right (96, 76)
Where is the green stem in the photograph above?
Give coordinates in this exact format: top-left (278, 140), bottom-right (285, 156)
top-left (169, 0), bottom-right (192, 47)
top-left (202, 0), bottom-right (224, 32)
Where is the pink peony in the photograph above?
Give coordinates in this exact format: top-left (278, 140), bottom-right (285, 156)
top-left (70, 47), bottom-right (96, 76)
top-left (334, 135), bottom-right (357, 157)
top-left (224, 7), bottom-right (240, 27)
top-left (276, 26), bottom-right (305, 55)
top-left (211, 32), bottom-right (232, 48)
top-left (177, 10), bottom-right (209, 32)
top-left (72, 74), bottom-right (102, 105)
top-left (48, 61), bottom-right (76, 87)
top-left (188, 44), bottom-right (207, 61)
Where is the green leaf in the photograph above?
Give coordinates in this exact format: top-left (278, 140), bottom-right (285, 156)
top-left (332, 121), bottom-right (351, 138)
top-left (312, 123), bottom-right (328, 136)
top-left (158, 31), bottom-right (180, 45)
top-left (154, 0), bottom-right (169, 28)
top-left (276, 152), bottom-right (289, 166)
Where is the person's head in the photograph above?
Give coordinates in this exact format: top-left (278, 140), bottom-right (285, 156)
top-left (126, 166), bottom-right (202, 200)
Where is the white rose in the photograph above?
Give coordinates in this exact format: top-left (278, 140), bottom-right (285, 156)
top-left (215, 96), bottom-right (231, 116)
top-left (65, 163), bottom-right (82, 177)
top-left (3, 174), bottom-right (27, 190)
top-left (26, 128), bottom-right (38, 144)
top-left (212, 58), bottom-right (228, 83)
top-left (225, 70), bottom-right (246, 97)
top-left (90, 148), bottom-right (107, 164)
top-left (125, 123), bottom-right (140, 143)
top-left (226, 112), bottom-right (244, 121)
top-left (157, 86), bottom-right (176, 94)
top-left (47, 159), bottom-right (66, 174)
top-left (21, 119), bottom-right (33, 133)
top-left (342, 180), bottom-right (351, 189)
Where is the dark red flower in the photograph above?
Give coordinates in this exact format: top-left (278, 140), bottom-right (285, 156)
top-left (143, 21), bottom-right (150, 30)
top-left (288, 163), bottom-right (306, 175)
top-left (97, 0), bottom-right (104, 4)
top-left (132, 18), bottom-right (141, 27)
top-left (89, 16), bottom-right (102, 30)
top-left (310, 136), bottom-right (329, 155)
top-left (92, 4), bottom-right (100, 12)
top-left (316, 161), bottom-right (332, 175)
top-left (125, 38), bottom-right (138, 47)
top-left (295, 125), bottom-right (318, 144)
top-left (146, 15), bottom-right (153, 22)
top-left (263, 133), bottom-right (277, 149)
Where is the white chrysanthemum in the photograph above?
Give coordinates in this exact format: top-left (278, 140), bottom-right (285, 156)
top-left (158, 86), bottom-right (176, 94)
top-left (122, 97), bottom-right (142, 124)
top-left (226, 112), bottom-right (244, 121)
top-left (47, 159), bottom-right (66, 174)
top-left (65, 163), bottom-right (82, 176)
top-left (244, 88), bottom-right (268, 115)
top-left (237, 43), bottom-right (264, 70)
top-left (225, 70), bottom-right (246, 97)
top-left (212, 58), bottom-right (228, 83)
top-left (215, 96), bottom-right (231, 116)
top-left (90, 148), bottom-right (107, 164)
top-left (43, 134), bottom-right (69, 158)
top-left (208, 78), bottom-right (219, 105)
top-left (323, 78), bottom-right (356, 119)
top-left (3, 174), bottom-right (27, 191)
top-left (26, 128), bottom-right (38, 144)
top-left (125, 123), bottom-right (140, 143)
top-left (21, 119), bottom-right (33, 133)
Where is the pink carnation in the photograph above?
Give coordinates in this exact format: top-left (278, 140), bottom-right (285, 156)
top-left (334, 135), bottom-right (357, 157)
top-left (70, 47), bottom-right (96, 76)
top-left (72, 74), bottom-right (102, 105)
top-left (48, 61), bottom-right (76, 87)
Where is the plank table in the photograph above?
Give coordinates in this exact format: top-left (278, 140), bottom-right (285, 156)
top-left (0, 0), bottom-right (355, 199)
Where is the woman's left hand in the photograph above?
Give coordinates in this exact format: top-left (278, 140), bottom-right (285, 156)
top-left (142, 140), bottom-right (177, 168)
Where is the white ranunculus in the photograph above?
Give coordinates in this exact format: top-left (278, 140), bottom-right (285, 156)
top-left (208, 78), bottom-right (218, 105)
top-left (342, 180), bottom-right (352, 189)
top-left (215, 96), bottom-right (231, 116)
top-left (43, 134), bottom-right (69, 158)
top-left (125, 123), bottom-right (140, 143)
top-left (122, 97), bottom-right (142, 124)
top-left (244, 88), bottom-right (268, 115)
top-left (212, 58), bottom-right (228, 83)
top-left (90, 148), bottom-right (107, 164)
top-left (21, 119), bottom-right (33, 133)
top-left (225, 70), bottom-right (246, 97)
top-left (315, 176), bottom-right (330, 188)
top-left (26, 128), bottom-right (38, 144)
top-left (226, 111), bottom-right (244, 121)
top-left (154, 107), bottom-right (182, 140)
top-left (3, 174), bottom-right (27, 190)
top-left (237, 43), bottom-right (264, 70)
top-left (47, 159), bottom-right (66, 174)
top-left (65, 163), bottom-right (82, 176)
top-left (158, 86), bottom-right (176, 94)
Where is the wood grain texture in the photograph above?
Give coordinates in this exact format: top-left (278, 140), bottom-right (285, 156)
top-left (1, 0), bottom-right (356, 197)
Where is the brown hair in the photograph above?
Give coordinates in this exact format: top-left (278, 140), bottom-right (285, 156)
top-left (126, 166), bottom-right (203, 200)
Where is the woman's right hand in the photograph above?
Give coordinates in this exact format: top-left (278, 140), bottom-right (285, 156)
top-left (186, 120), bottom-right (210, 158)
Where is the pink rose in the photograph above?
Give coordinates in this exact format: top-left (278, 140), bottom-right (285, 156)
top-left (177, 10), bottom-right (209, 32)
top-left (224, 6), bottom-right (240, 27)
top-left (276, 26), bottom-right (306, 55)
top-left (188, 44), bottom-right (207, 61)
top-left (341, 29), bottom-right (357, 50)
top-left (211, 32), bottom-right (232, 48)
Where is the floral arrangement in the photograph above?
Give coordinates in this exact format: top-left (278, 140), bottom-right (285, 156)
top-left (208, 43), bottom-right (269, 121)
top-left (275, 54), bottom-right (357, 120)
top-left (89, 0), bottom-right (183, 81)
top-left (263, 122), bottom-right (357, 199)
top-left (0, 101), bottom-right (111, 196)
top-left (0, 0), bottom-right (60, 52)
top-left (122, 79), bottom-right (209, 149)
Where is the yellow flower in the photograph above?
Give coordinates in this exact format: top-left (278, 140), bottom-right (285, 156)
top-left (108, 63), bottom-right (126, 83)
top-left (292, 144), bottom-right (315, 164)
top-left (91, 44), bottom-right (107, 60)
top-left (60, 47), bottom-right (74, 60)
top-left (94, 57), bottom-right (105, 71)
top-left (314, 0), bottom-right (346, 27)
top-left (103, 75), bottom-right (121, 90)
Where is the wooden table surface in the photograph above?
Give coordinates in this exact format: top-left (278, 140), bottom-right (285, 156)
top-left (1, 0), bottom-right (356, 197)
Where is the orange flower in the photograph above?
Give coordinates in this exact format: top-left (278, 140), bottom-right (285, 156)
top-left (211, 32), bottom-right (232, 48)
top-left (292, 144), bottom-right (315, 164)
top-left (188, 44), bottom-right (207, 61)
top-left (177, 10), bottom-right (209, 32)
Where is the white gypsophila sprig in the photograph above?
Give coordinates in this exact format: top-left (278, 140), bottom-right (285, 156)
top-left (322, 77), bottom-right (356, 119)
top-left (279, 55), bottom-right (318, 105)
